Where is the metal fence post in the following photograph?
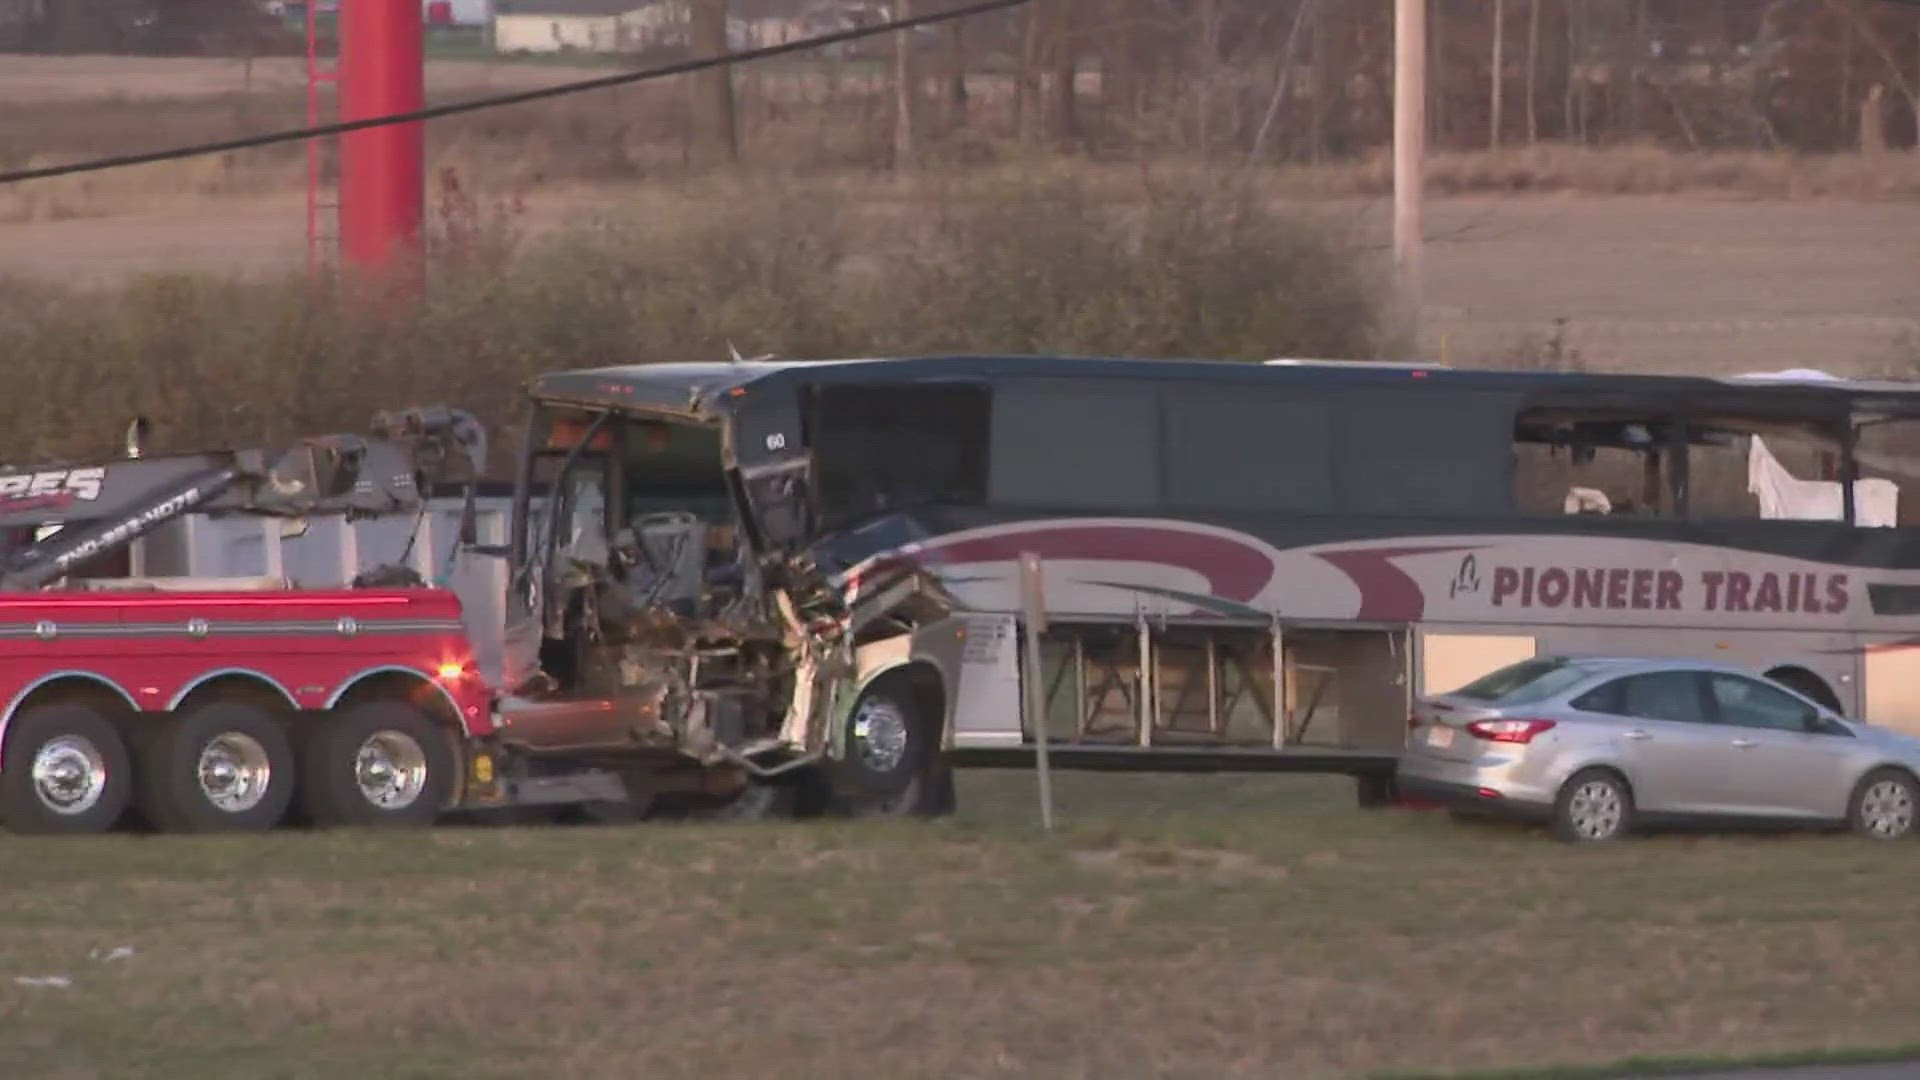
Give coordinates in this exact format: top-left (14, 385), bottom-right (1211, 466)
top-left (1019, 552), bottom-right (1054, 833)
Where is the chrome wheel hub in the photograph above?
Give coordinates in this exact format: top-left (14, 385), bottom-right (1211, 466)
top-left (354, 731), bottom-right (428, 810)
top-left (198, 733), bottom-right (273, 814)
top-left (1567, 780), bottom-right (1624, 840)
top-left (1861, 779), bottom-right (1913, 838)
top-left (850, 697), bottom-right (910, 775)
top-left (31, 736), bottom-right (108, 816)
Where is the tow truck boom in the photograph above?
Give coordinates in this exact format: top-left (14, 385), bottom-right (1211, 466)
top-left (0, 406), bottom-right (487, 591)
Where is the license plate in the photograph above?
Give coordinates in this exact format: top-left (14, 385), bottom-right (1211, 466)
top-left (1426, 725), bottom-right (1454, 749)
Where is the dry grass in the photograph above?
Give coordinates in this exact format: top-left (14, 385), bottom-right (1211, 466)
top-left (0, 181), bottom-right (1384, 463)
top-left (1347, 144), bottom-right (1920, 201)
top-left (11, 144), bottom-right (1920, 231)
top-left (4, 773), bottom-right (1920, 1080)
top-left (10, 134), bottom-right (1920, 228)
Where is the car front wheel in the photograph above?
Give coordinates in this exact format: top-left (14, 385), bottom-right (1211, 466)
top-left (1848, 769), bottom-right (1918, 840)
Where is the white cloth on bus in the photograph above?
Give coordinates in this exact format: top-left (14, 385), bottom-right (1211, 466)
top-left (1747, 435), bottom-right (1898, 527)
top-left (1563, 486), bottom-right (1612, 515)
top-left (1729, 368), bottom-right (1847, 384)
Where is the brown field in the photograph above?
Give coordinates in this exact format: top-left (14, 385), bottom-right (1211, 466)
top-left (3, 186), bottom-right (1914, 374)
top-left (5, 774), bottom-right (1920, 1080)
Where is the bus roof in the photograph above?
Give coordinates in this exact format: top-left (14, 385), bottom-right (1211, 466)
top-left (528, 355), bottom-right (1920, 421)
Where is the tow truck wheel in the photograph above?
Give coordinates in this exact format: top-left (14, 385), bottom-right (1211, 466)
top-left (297, 699), bottom-right (455, 829)
top-left (0, 702), bottom-right (133, 835)
top-left (833, 676), bottom-right (937, 816)
top-left (133, 701), bottom-right (295, 833)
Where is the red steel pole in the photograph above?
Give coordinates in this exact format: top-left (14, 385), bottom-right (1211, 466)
top-left (338, 0), bottom-right (425, 285)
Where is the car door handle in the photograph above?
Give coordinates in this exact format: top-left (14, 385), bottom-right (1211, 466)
top-left (1731, 738), bottom-right (1758, 749)
top-left (1622, 729), bottom-right (1651, 741)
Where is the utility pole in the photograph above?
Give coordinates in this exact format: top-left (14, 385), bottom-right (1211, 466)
top-left (690, 0), bottom-right (739, 164)
top-left (1393, 0), bottom-right (1427, 345)
top-left (1490, 0), bottom-right (1505, 149)
top-left (893, 0), bottom-right (916, 167)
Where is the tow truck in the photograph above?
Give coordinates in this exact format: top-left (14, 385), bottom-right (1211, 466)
top-left (0, 369), bottom-right (965, 834)
top-left (0, 407), bottom-right (508, 833)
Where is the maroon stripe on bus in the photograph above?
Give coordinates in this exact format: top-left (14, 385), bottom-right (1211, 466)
top-left (925, 525), bottom-right (1276, 603)
top-left (1314, 544), bottom-right (1483, 621)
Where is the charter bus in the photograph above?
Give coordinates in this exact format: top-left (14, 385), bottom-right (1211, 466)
top-left (519, 355), bottom-right (1920, 808)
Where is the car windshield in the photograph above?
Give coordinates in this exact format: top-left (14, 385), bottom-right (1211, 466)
top-left (1450, 657), bottom-right (1599, 706)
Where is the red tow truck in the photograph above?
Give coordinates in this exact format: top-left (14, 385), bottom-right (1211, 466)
top-left (0, 587), bottom-right (490, 832)
top-left (0, 408), bottom-right (500, 833)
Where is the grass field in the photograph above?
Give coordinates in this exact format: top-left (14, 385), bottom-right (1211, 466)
top-left (6, 772), bottom-right (1920, 1080)
top-left (6, 185), bottom-right (1913, 376)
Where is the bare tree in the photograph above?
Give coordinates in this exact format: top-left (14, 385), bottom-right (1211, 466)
top-left (946, 19), bottom-right (970, 130)
top-left (1015, 3), bottom-right (1044, 142)
top-left (1307, 0), bottom-right (1333, 160)
top-left (25, 0), bottom-right (127, 51)
top-left (1192, 0), bottom-right (1223, 153)
top-left (1831, 0), bottom-right (1920, 147)
top-left (894, 0), bottom-right (917, 166)
top-left (1863, 82), bottom-right (1889, 153)
top-left (689, 0), bottom-right (738, 164)
top-left (1564, 0), bottom-right (1583, 143)
top-left (1625, 0), bottom-right (1649, 137)
top-left (1250, 0), bottom-right (1316, 164)
top-left (1525, 0), bottom-right (1540, 144)
top-left (1841, 14), bottom-right (1856, 144)
top-left (1049, 3), bottom-right (1081, 147)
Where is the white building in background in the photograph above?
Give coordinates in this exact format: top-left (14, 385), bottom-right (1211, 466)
top-left (427, 0), bottom-right (495, 27)
top-left (492, 0), bottom-right (688, 54)
top-left (265, 0), bottom-right (489, 27)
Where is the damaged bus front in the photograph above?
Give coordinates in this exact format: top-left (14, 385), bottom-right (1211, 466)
top-left (491, 363), bottom-right (964, 816)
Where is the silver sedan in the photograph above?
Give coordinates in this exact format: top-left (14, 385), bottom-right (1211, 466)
top-left (1395, 655), bottom-right (1920, 843)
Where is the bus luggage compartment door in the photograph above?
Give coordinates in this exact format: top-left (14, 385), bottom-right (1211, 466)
top-left (950, 615), bottom-right (1022, 746)
top-left (1281, 625), bottom-right (1412, 751)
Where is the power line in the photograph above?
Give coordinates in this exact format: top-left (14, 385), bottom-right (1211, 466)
top-left (0, 0), bottom-right (1035, 186)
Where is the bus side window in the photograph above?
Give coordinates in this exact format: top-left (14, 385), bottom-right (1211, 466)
top-left (1512, 411), bottom-right (1677, 518)
top-left (990, 382), bottom-right (1160, 509)
top-left (1852, 417), bottom-right (1919, 528)
top-left (808, 383), bottom-right (990, 529)
top-left (1335, 391), bottom-right (1513, 516)
top-left (1694, 418), bottom-right (1867, 525)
